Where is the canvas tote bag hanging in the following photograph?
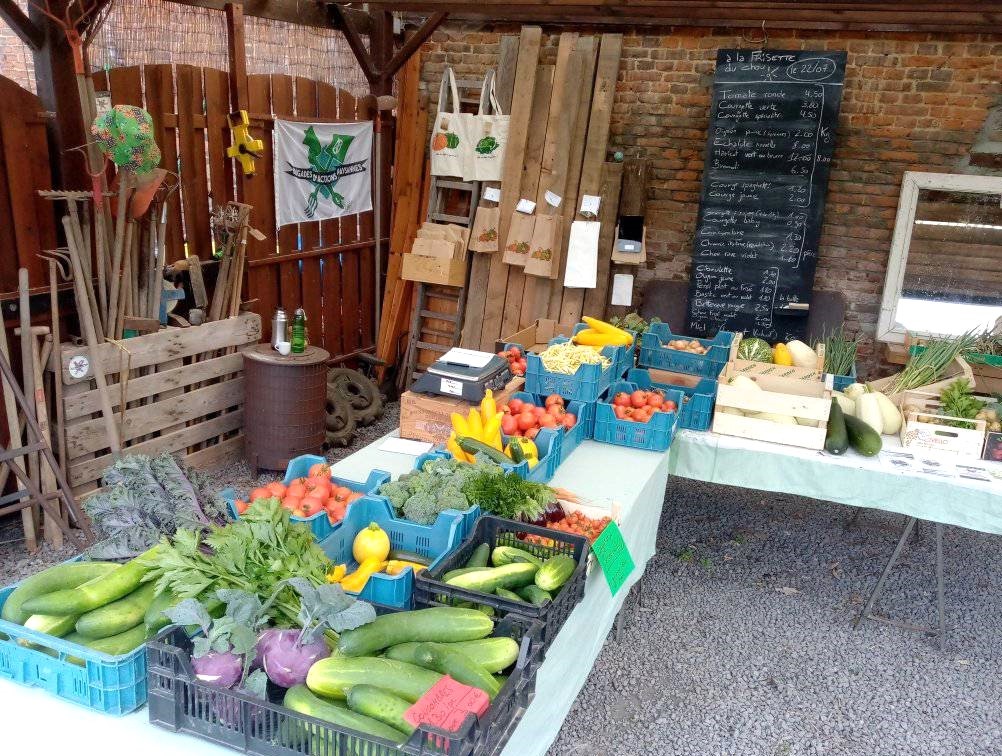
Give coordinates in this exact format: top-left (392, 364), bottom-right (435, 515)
top-left (430, 68), bottom-right (469, 177)
top-left (462, 70), bottom-right (509, 182)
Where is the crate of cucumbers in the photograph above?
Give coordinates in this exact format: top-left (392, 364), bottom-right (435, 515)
top-left (413, 515), bottom-right (590, 652)
top-left (147, 602), bottom-right (544, 756)
top-left (0, 550), bottom-right (163, 715)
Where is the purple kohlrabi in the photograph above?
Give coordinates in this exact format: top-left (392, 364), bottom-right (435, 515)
top-left (257, 628), bottom-right (330, 688)
top-left (191, 650), bottom-right (244, 689)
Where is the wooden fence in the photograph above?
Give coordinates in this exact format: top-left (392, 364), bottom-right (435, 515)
top-left (91, 64), bottom-right (377, 360)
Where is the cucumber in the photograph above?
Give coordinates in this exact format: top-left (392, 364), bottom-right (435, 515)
top-left (346, 684), bottom-right (416, 736)
top-left (412, 642), bottom-right (500, 698)
top-left (63, 622), bottom-right (148, 662)
top-left (1, 561), bottom-right (118, 625)
top-left (507, 438), bottom-right (527, 464)
top-left (464, 543), bottom-right (491, 569)
top-left (455, 435), bottom-right (510, 465)
top-left (388, 549), bottom-right (430, 567)
top-left (535, 555), bottom-right (576, 592)
top-left (490, 546), bottom-right (542, 568)
top-left (386, 636), bottom-right (518, 674)
top-left (306, 656), bottom-right (442, 702)
top-left (76, 581), bottom-right (159, 639)
top-left (22, 613), bottom-right (78, 639)
top-left (446, 563), bottom-right (538, 594)
top-left (22, 546), bottom-right (161, 616)
top-left (824, 398), bottom-right (849, 455)
top-left (443, 566), bottom-right (484, 582)
top-left (494, 587), bottom-right (524, 602)
top-left (337, 607), bottom-right (493, 657)
top-left (285, 685), bottom-right (408, 744)
top-left (518, 585), bottom-right (552, 606)
top-left (844, 413), bottom-right (882, 457)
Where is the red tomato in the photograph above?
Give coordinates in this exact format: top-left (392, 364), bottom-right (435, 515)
top-left (301, 496), bottom-right (325, 517)
top-left (308, 462), bottom-right (331, 478)
top-left (309, 479), bottom-right (331, 497)
top-left (539, 414), bottom-right (558, 428)
top-left (509, 346), bottom-right (522, 359)
top-left (562, 413), bottom-right (577, 429)
top-left (515, 359), bottom-right (527, 374)
top-left (524, 427), bottom-right (539, 440)
top-left (234, 499), bottom-right (249, 514)
top-left (517, 412), bottom-right (537, 432)
top-left (613, 392), bottom-right (631, 407)
top-left (501, 414), bottom-right (519, 435)
top-left (630, 390), bottom-right (648, 409)
top-left (282, 496), bottom-right (302, 512)
top-left (633, 407), bottom-right (652, 423)
top-left (265, 481), bottom-right (287, 498)
top-left (545, 394), bottom-right (564, 408)
top-left (292, 508), bottom-right (307, 519)
top-left (532, 405), bottom-right (546, 418)
top-left (333, 485), bottom-right (352, 502)
top-left (663, 400), bottom-right (678, 412)
top-left (508, 398), bottom-right (524, 413)
top-left (646, 393), bottom-right (664, 409)
top-left (249, 486), bottom-right (271, 502)
top-left (613, 405), bottom-right (628, 420)
top-left (286, 481), bottom-right (306, 499)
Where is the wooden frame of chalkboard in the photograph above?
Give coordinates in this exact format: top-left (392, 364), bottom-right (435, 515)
top-left (877, 170), bottom-right (1002, 346)
top-left (686, 48), bottom-right (847, 343)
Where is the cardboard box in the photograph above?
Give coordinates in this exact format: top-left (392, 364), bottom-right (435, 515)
top-left (400, 377), bottom-right (524, 444)
top-left (497, 319), bottom-right (578, 354)
top-left (411, 237), bottom-right (461, 260)
top-left (401, 254), bottom-right (467, 287)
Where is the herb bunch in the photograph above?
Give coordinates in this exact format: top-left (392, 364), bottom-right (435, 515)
top-left (461, 468), bottom-right (557, 522)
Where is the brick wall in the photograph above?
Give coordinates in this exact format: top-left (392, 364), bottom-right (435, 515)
top-left (419, 24), bottom-right (1002, 376)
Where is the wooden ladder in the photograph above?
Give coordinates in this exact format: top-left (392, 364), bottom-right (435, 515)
top-left (400, 71), bottom-right (495, 388)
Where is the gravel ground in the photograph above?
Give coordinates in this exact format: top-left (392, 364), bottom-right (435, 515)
top-left (548, 477), bottom-right (1002, 756)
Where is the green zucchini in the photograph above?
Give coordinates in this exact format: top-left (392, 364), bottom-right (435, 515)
top-left (307, 656), bottom-right (442, 702)
top-left (494, 587), bottom-right (524, 602)
top-left (535, 555), bottom-right (576, 592)
top-left (21, 613), bottom-right (78, 639)
top-left (844, 413), bottom-right (882, 457)
top-left (22, 546), bottom-right (161, 616)
top-left (447, 563), bottom-right (538, 594)
top-left (2, 561), bottom-right (118, 625)
top-left (824, 398), bottom-right (849, 455)
top-left (386, 636), bottom-right (518, 674)
top-left (346, 684), bottom-right (416, 736)
top-left (285, 685), bottom-right (408, 743)
top-left (76, 581), bottom-right (159, 640)
top-left (518, 584), bottom-right (552, 606)
top-left (337, 607), bottom-right (493, 657)
top-left (443, 566), bottom-right (484, 582)
top-left (412, 643), bottom-right (500, 698)
top-left (490, 546), bottom-right (542, 568)
top-left (63, 623), bottom-right (149, 663)
top-left (464, 543), bottom-right (491, 569)
top-left (388, 549), bottom-right (431, 567)
top-left (507, 438), bottom-right (527, 464)
top-left (455, 435), bottom-right (510, 465)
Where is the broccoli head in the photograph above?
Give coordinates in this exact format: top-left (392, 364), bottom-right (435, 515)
top-left (437, 484), bottom-right (469, 513)
top-left (402, 490), bottom-right (440, 525)
top-left (378, 480), bottom-right (411, 512)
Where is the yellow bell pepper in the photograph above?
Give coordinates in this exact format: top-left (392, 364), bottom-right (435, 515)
top-left (340, 557), bottom-right (388, 593)
top-left (326, 563), bottom-right (347, 583)
top-left (480, 389), bottom-right (496, 425)
top-left (384, 559), bottom-right (427, 576)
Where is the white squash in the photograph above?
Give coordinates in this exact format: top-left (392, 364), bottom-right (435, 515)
top-left (871, 391), bottom-right (902, 435)
top-left (832, 391), bottom-right (855, 416)
top-left (718, 406), bottom-right (745, 416)
top-left (753, 411), bottom-right (798, 425)
top-left (728, 375), bottom-right (761, 392)
top-left (855, 393), bottom-right (884, 435)
top-left (795, 417), bottom-right (820, 427)
top-left (785, 340), bottom-right (818, 369)
top-left (843, 383), bottom-right (867, 401)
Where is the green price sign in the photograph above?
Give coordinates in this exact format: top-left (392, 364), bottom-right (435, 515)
top-left (591, 521), bottom-right (634, 595)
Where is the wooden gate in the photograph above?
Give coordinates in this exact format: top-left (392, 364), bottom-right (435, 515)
top-left (91, 65), bottom-right (376, 361)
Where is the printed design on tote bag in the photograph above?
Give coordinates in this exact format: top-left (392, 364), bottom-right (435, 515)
top-left (284, 126), bottom-right (367, 218)
top-left (475, 136), bottom-right (499, 155)
top-left (477, 227), bottom-right (499, 242)
top-left (530, 246), bottom-right (553, 261)
top-left (432, 129), bottom-right (461, 151)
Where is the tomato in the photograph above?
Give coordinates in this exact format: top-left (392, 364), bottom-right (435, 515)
top-left (663, 400), bottom-right (678, 412)
top-left (292, 508), bottom-right (307, 519)
top-left (333, 485), bottom-right (352, 502)
top-left (509, 346), bottom-right (522, 359)
top-left (613, 405), bottom-right (628, 420)
top-left (630, 390), bottom-right (648, 409)
top-left (515, 359), bottom-right (527, 374)
top-left (549, 404), bottom-right (567, 418)
top-left (524, 427), bottom-right (539, 440)
top-left (562, 413), bottom-right (577, 429)
top-left (286, 481), bottom-right (307, 499)
top-left (646, 393), bottom-right (664, 409)
top-left (308, 462), bottom-right (331, 478)
top-left (501, 414), bottom-right (519, 435)
top-left (613, 392), bottom-right (631, 407)
top-left (309, 478), bottom-right (331, 497)
top-left (545, 394), bottom-right (564, 408)
top-left (347, 492), bottom-right (363, 503)
top-left (517, 411), bottom-right (537, 431)
top-left (539, 414), bottom-right (558, 428)
top-left (301, 496), bottom-right (325, 517)
top-left (234, 499), bottom-right (249, 515)
top-left (281, 496), bottom-right (302, 512)
top-left (265, 481), bottom-right (287, 498)
top-left (249, 486), bottom-right (271, 502)
top-left (508, 398), bottom-right (524, 414)
top-left (633, 407), bottom-right (651, 423)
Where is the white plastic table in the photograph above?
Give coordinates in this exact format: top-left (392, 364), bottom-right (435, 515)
top-left (1, 435), bottom-right (674, 756)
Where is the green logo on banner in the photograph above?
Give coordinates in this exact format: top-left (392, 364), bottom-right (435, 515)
top-left (284, 127), bottom-right (368, 218)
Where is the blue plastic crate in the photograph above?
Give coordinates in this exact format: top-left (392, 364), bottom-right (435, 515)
top-left (627, 368), bottom-right (717, 432)
top-left (828, 363), bottom-right (858, 392)
top-left (569, 323), bottom-right (637, 378)
top-left (638, 324), bottom-right (735, 378)
top-left (592, 380), bottom-right (683, 452)
top-left (524, 343), bottom-right (618, 403)
top-left (317, 496), bottom-right (466, 608)
top-left (0, 563), bottom-right (147, 715)
top-left (222, 454), bottom-right (391, 540)
top-left (505, 390), bottom-right (594, 465)
top-left (499, 426), bottom-right (563, 483)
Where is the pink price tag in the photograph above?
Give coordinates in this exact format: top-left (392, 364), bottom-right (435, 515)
top-left (405, 676), bottom-right (490, 733)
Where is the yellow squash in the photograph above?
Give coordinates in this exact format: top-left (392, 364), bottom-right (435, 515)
top-left (384, 560), bottom-right (427, 576)
top-left (340, 557), bottom-right (387, 593)
top-left (352, 522), bottom-right (391, 564)
top-left (772, 343), bottom-right (794, 366)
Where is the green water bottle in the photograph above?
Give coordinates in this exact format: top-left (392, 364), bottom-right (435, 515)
top-left (291, 308), bottom-right (307, 354)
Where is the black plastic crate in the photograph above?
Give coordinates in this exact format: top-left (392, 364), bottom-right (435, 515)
top-left (147, 601), bottom-right (542, 756)
top-left (413, 515), bottom-right (589, 652)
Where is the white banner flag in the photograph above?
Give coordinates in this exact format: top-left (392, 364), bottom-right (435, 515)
top-left (274, 119), bottom-right (373, 227)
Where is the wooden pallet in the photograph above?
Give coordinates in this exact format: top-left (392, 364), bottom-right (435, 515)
top-left (56, 313), bottom-right (260, 493)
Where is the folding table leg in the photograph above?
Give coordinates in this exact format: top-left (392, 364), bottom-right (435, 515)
top-left (854, 516), bottom-right (916, 630)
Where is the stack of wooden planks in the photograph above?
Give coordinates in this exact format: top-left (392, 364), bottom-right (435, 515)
top-left (461, 30), bottom-right (625, 351)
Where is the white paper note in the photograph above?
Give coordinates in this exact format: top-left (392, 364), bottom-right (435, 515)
top-left (516, 198), bottom-right (537, 214)
top-left (563, 221), bottom-right (601, 288)
top-left (439, 378), bottom-right (463, 396)
top-left (580, 194), bottom-right (601, 216)
top-left (482, 186), bottom-right (501, 203)
top-left (544, 190), bottom-right (562, 208)
top-left (611, 274), bottom-right (634, 306)
top-left (379, 437), bottom-right (434, 456)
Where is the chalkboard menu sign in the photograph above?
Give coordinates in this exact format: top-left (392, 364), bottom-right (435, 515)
top-left (686, 49), bottom-right (846, 342)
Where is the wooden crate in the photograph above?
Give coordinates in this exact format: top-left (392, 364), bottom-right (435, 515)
top-left (399, 377), bottom-right (524, 444)
top-left (868, 355), bottom-right (974, 406)
top-left (712, 362), bottom-right (833, 450)
top-left (899, 390), bottom-right (987, 458)
top-left (728, 335), bottom-right (826, 382)
top-left (57, 313), bottom-right (261, 493)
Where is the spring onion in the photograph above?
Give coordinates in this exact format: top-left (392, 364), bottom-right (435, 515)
top-left (822, 327), bottom-right (859, 377)
top-left (891, 330), bottom-right (979, 393)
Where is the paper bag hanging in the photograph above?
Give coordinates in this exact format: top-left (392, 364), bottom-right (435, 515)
top-left (430, 68), bottom-right (470, 178)
top-left (468, 204), bottom-right (501, 253)
top-left (563, 220), bottom-right (601, 288)
top-left (502, 210), bottom-right (535, 267)
top-left (524, 214), bottom-right (563, 278)
top-left (461, 70), bottom-right (509, 182)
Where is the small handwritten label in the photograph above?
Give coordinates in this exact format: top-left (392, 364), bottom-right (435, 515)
top-left (580, 195), bottom-right (601, 216)
top-left (516, 198), bottom-right (537, 214)
top-left (405, 676), bottom-right (490, 733)
top-left (544, 191), bottom-right (562, 208)
top-left (482, 186), bottom-right (501, 203)
top-left (440, 378), bottom-right (463, 396)
top-left (591, 521), bottom-right (634, 595)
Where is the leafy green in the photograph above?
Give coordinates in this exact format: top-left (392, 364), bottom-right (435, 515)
top-left (939, 378), bottom-right (985, 429)
top-left (608, 312), bottom-right (660, 335)
top-left (282, 578), bottom-right (376, 641)
top-left (461, 469), bottom-right (556, 522)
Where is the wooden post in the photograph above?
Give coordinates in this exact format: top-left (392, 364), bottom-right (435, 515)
top-left (225, 2), bottom-right (248, 114)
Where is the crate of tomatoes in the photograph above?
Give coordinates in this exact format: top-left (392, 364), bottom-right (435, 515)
top-left (499, 392), bottom-right (593, 465)
top-left (498, 344), bottom-right (528, 377)
top-left (592, 381), bottom-right (684, 452)
top-left (223, 455), bottom-right (391, 540)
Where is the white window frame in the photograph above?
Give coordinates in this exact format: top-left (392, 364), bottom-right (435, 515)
top-left (878, 170), bottom-right (1002, 344)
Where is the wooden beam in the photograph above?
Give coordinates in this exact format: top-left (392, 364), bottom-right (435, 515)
top-left (165, 0), bottom-right (372, 33)
top-left (383, 11), bottom-right (448, 81)
top-left (328, 2), bottom-right (379, 82)
top-left (225, 3), bottom-right (248, 111)
top-left (0, 0), bottom-right (44, 50)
